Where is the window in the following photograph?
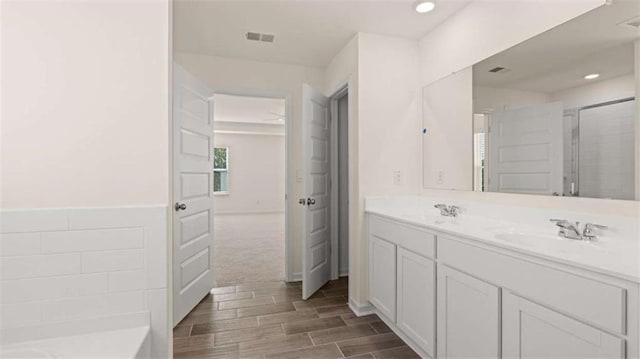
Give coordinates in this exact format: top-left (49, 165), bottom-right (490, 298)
top-left (213, 147), bottom-right (229, 194)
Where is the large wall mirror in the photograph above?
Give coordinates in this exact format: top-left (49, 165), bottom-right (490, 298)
top-left (423, 1), bottom-right (639, 200)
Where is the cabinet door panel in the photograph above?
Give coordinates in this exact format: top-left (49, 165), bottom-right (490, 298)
top-left (437, 265), bottom-right (500, 359)
top-left (397, 248), bottom-right (435, 357)
top-left (369, 235), bottom-right (397, 322)
top-left (503, 291), bottom-right (624, 359)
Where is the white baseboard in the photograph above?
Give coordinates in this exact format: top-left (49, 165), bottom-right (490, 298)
top-left (348, 298), bottom-right (376, 317)
top-left (290, 272), bottom-right (302, 282)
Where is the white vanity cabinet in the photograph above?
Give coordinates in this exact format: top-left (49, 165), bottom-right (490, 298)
top-left (436, 265), bottom-right (500, 359)
top-left (369, 235), bottom-right (397, 322)
top-left (502, 291), bottom-right (624, 359)
top-left (367, 213), bottom-right (639, 359)
top-left (368, 215), bottom-right (437, 358)
top-left (397, 247), bottom-right (436, 356)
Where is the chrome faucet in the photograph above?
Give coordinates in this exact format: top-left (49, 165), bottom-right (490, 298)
top-left (550, 219), bottom-right (608, 241)
top-left (434, 204), bottom-right (460, 218)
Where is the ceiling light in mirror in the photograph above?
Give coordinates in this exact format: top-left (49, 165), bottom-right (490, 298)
top-left (415, 1), bottom-right (435, 13)
top-left (584, 73), bottom-right (600, 80)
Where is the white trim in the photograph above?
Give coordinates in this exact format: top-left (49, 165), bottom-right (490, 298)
top-left (348, 298), bottom-right (376, 317)
top-left (210, 88), bottom-right (295, 283)
top-left (291, 271), bottom-right (302, 282)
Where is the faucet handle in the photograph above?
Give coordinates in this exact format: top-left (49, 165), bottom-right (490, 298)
top-left (583, 223), bottom-right (608, 241)
top-left (550, 219), bottom-right (569, 226)
top-left (434, 204), bottom-right (449, 216)
top-left (449, 205), bottom-right (461, 217)
top-left (585, 223), bottom-right (608, 230)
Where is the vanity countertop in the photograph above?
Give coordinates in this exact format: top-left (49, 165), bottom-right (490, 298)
top-left (365, 197), bottom-right (640, 283)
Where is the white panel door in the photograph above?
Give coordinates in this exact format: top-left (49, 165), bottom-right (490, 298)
top-left (302, 84), bottom-right (331, 300)
top-left (437, 265), bottom-right (500, 359)
top-left (488, 102), bottom-right (563, 195)
top-left (173, 64), bottom-right (215, 325)
top-left (369, 235), bottom-right (397, 322)
top-left (503, 291), bottom-right (624, 359)
top-left (397, 247), bottom-right (435, 357)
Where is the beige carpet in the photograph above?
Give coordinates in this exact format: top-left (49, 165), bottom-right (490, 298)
top-left (213, 213), bottom-right (285, 287)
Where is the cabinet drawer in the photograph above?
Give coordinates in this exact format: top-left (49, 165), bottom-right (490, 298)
top-left (369, 215), bottom-right (435, 259)
top-left (438, 236), bottom-right (627, 335)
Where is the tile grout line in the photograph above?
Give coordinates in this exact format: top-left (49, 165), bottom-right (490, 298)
top-left (334, 342), bottom-right (347, 358)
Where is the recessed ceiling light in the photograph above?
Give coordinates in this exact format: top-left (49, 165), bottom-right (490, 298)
top-left (584, 73), bottom-right (600, 80)
top-left (415, 1), bottom-right (435, 13)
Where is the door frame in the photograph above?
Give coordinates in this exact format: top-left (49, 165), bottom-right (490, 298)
top-left (171, 85), bottom-right (295, 291)
top-left (328, 84), bottom-right (349, 280)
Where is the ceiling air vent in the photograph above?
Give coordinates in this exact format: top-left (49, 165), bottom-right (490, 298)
top-left (246, 32), bottom-right (275, 43)
top-left (618, 15), bottom-right (640, 29)
top-left (489, 66), bottom-right (510, 74)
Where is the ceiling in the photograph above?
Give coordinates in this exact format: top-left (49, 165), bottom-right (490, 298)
top-left (173, 0), bottom-right (471, 68)
top-left (474, 0), bottom-right (640, 94)
top-left (214, 94), bottom-right (286, 125)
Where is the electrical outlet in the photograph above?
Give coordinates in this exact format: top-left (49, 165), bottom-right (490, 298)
top-left (393, 170), bottom-right (401, 185)
top-left (437, 170), bottom-right (444, 185)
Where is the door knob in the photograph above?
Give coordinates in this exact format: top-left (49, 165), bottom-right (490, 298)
top-left (175, 202), bottom-right (187, 211)
top-left (307, 198), bottom-right (316, 205)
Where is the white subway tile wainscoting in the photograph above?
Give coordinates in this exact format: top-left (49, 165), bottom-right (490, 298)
top-left (0, 206), bottom-right (169, 358)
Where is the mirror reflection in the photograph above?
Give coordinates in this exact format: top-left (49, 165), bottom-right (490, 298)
top-left (472, 3), bottom-right (638, 200)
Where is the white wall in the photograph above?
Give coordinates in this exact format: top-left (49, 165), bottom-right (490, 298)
top-left (1, 1), bottom-right (170, 209)
top-left (0, 2), bottom-right (170, 355)
top-left (423, 68), bottom-right (473, 191)
top-left (174, 53), bottom-right (324, 277)
top-left (213, 130), bottom-right (285, 214)
top-left (325, 33), bottom-right (423, 309)
top-left (474, 86), bottom-right (552, 113)
top-left (551, 74), bottom-right (635, 109)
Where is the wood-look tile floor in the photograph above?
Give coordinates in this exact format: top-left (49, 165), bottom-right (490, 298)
top-left (174, 278), bottom-right (420, 359)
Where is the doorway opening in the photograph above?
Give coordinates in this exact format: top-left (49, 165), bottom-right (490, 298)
top-left (330, 88), bottom-right (350, 280)
top-left (212, 93), bottom-right (287, 287)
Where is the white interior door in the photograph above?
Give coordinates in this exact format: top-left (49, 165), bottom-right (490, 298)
top-left (302, 84), bottom-right (331, 300)
top-left (173, 64), bottom-right (215, 325)
top-left (488, 102), bottom-right (563, 195)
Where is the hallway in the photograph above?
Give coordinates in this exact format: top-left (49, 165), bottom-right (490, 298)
top-left (173, 278), bottom-right (419, 358)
